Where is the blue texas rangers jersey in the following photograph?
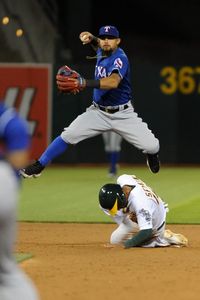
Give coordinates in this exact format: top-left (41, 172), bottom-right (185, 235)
top-left (0, 102), bottom-right (30, 162)
top-left (93, 47), bottom-right (132, 106)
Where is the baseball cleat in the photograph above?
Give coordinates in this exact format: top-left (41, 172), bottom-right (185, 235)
top-left (146, 153), bottom-right (160, 173)
top-left (108, 172), bottom-right (117, 178)
top-left (20, 160), bottom-right (45, 178)
top-left (164, 229), bottom-right (188, 246)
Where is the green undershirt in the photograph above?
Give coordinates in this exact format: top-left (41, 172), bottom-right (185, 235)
top-left (124, 228), bottom-right (153, 248)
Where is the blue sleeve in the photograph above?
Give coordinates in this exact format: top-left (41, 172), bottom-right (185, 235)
top-left (110, 56), bottom-right (128, 78)
top-left (4, 116), bottom-right (30, 152)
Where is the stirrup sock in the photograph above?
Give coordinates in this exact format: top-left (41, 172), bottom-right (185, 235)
top-left (39, 136), bottom-right (68, 166)
top-left (109, 151), bottom-right (120, 174)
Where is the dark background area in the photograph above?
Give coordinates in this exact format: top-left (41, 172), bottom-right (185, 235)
top-left (1, 0), bottom-right (200, 164)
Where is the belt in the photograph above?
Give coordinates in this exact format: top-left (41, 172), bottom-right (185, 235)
top-left (157, 221), bottom-right (165, 231)
top-left (93, 102), bottom-right (129, 114)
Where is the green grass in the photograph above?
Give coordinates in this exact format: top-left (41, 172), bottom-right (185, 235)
top-left (19, 165), bottom-right (200, 224)
top-left (15, 253), bottom-right (33, 263)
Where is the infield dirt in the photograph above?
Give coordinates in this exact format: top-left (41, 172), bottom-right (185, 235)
top-left (17, 223), bottom-right (200, 300)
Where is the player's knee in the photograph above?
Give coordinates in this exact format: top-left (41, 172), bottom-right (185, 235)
top-left (105, 145), bottom-right (111, 152)
top-left (144, 138), bottom-right (160, 154)
top-left (110, 231), bottom-right (123, 244)
top-left (61, 130), bottom-right (75, 144)
top-left (110, 235), bottom-right (120, 245)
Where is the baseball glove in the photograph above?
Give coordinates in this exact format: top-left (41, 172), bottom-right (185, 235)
top-left (56, 65), bottom-right (86, 94)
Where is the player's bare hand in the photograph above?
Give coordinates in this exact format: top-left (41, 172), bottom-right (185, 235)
top-left (79, 31), bottom-right (93, 44)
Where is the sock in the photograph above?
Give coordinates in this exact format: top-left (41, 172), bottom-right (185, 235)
top-left (39, 136), bottom-right (68, 166)
top-left (109, 151), bottom-right (120, 174)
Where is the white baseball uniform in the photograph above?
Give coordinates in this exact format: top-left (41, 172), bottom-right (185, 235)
top-left (101, 174), bottom-right (171, 247)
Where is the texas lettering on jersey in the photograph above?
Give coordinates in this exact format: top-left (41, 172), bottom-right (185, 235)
top-left (93, 47), bottom-right (132, 105)
top-left (95, 66), bottom-right (107, 78)
top-left (95, 58), bottom-right (123, 78)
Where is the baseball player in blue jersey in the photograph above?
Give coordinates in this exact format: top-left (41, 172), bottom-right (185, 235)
top-left (20, 25), bottom-right (160, 178)
top-left (0, 102), bottom-right (39, 300)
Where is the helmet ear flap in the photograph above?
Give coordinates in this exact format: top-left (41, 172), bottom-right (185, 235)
top-left (117, 192), bottom-right (127, 210)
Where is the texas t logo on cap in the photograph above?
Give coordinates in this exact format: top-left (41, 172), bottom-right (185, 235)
top-left (104, 26), bottom-right (111, 32)
top-left (98, 25), bottom-right (119, 38)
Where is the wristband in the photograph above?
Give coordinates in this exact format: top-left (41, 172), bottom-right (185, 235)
top-left (85, 80), bottom-right (100, 88)
top-left (90, 36), bottom-right (99, 47)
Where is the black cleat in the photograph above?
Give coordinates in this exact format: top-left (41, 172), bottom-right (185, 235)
top-left (146, 153), bottom-right (160, 173)
top-left (20, 160), bottom-right (45, 178)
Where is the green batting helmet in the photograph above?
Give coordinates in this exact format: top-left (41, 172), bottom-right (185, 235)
top-left (99, 183), bottom-right (127, 215)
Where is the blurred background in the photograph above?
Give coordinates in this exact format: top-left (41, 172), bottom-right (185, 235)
top-left (0, 0), bottom-right (200, 165)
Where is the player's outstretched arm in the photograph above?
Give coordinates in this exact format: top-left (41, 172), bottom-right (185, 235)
top-left (79, 31), bottom-right (99, 50)
top-left (124, 229), bottom-right (153, 249)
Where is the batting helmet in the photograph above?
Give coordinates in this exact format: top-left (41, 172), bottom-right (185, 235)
top-left (99, 183), bottom-right (127, 215)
